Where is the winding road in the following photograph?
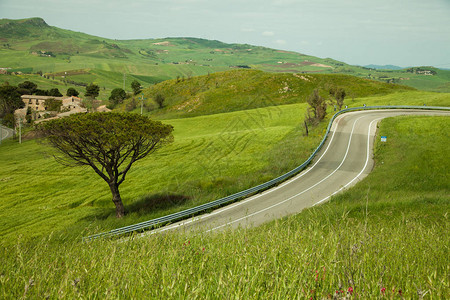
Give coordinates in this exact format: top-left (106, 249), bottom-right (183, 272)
top-left (0, 125), bottom-right (14, 142)
top-left (143, 109), bottom-right (449, 236)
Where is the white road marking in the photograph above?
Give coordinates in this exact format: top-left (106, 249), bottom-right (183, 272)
top-left (313, 117), bottom-right (383, 206)
top-left (144, 114), bottom-right (348, 235)
top-left (1, 126), bottom-right (11, 140)
top-left (204, 114), bottom-right (367, 232)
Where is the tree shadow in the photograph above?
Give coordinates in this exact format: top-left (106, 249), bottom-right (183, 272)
top-left (126, 193), bottom-right (190, 216)
top-left (79, 193), bottom-right (190, 222)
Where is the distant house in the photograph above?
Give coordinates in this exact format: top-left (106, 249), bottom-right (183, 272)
top-left (16, 95), bottom-right (87, 123)
top-left (21, 95), bottom-right (62, 111)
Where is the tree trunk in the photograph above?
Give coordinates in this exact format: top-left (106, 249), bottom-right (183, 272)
top-left (109, 182), bottom-right (125, 218)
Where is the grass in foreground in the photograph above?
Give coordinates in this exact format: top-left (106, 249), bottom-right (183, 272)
top-left (0, 116), bottom-right (448, 298)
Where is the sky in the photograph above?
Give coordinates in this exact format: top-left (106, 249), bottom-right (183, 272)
top-left (1, 0), bottom-right (450, 68)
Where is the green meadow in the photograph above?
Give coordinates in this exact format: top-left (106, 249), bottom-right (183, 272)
top-left (0, 115), bottom-right (448, 299)
top-left (0, 103), bottom-right (327, 242)
top-left (1, 89), bottom-right (449, 242)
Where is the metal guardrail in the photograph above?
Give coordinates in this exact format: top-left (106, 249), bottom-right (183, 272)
top-left (84, 105), bottom-right (450, 240)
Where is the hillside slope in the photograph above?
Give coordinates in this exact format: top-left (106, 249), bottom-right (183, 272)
top-left (1, 17), bottom-right (449, 94)
top-left (135, 69), bottom-right (414, 119)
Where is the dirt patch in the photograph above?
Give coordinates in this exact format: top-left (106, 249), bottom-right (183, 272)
top-left (276, 50), bottom-right (295, 54)
top-left (310, 63), bottom-right (333, 68)
top-left (173, 97), bottom-right (202, 112)
top-left (293, 74), bottom-right (313, 81)
top-left (153, 41), bottom-right (173, 46)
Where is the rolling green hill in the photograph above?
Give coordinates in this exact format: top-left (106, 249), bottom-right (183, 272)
top-left (134, 69), bottom-right (414, 119)
top-left (1, 17), bottom-right (449, 97)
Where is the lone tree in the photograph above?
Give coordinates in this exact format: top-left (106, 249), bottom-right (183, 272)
top-left (109, 88), bottom-right (127, 107)
top-left (37, 112), bottom-right (174, 218)
top-left (85, 83), bottom-right (100, 99)
top-left (306, 89), bottom-right (327, 124)
top-left (0, 85), bottom-right (24, 127)
top-left (66, 87), bottom-right (79, 97)
top-left (131, 80), bottom-right (142, 95)
top-left (154, 93), bottom-right (165, 109)
top-left (329, 87), bottom-right (346, 110)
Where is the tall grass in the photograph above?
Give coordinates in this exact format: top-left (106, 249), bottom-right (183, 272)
top-left (1, 116), bottom-right (448, 298)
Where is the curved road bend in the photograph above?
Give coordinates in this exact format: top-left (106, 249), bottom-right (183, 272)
top-left (145, 109), bottom-right (449, 236)
top-left (0, 125), bottom-right (14, 142)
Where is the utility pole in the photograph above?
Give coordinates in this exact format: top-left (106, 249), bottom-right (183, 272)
top-left (140, 94), bottom-right (146, 115)
top-left (0, 118), bottom-right (3, 145)
top-left (19, 117), bottom-right (22, 144)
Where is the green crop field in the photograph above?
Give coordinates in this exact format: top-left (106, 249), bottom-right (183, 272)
top-left (0, 115), bottom-right (448, 298)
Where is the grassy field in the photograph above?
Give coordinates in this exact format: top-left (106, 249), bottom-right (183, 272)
top-left (132, 69), bottom-right (415, 119)
top-left (0, 103), bottom-right (327, 242)
top-left (1, 90), bottom-right (449, 243)
top-left (0, 116), bottom-right (448, 298)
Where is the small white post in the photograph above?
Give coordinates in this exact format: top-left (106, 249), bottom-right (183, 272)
top-left (0, 118), bottom-right (3, 145)
top-left (19, 117), bottom-right (22, 144)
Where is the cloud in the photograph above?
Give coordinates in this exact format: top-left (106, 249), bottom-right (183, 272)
top-left (275, 39), bottom-right (286, 45)
top-left (262, 31), bottom-right (275, 36)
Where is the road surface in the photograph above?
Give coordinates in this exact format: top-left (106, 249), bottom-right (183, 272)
top-left (0, 125), bottom-right (14, 142)
top-left (141, 109), bottom-right (449, 236)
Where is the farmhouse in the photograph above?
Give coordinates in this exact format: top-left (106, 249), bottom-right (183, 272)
top-left (16, 95), bottom-right (87, 122)
top-left (21, 95), bottom-right (64, 111)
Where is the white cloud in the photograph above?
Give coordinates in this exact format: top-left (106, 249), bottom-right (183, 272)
top-left (262, 31), bottom-right (275, 36)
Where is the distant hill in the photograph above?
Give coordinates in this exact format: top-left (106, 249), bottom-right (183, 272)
top-left (364, 64), bottom-right (404, 70)
top-left (1, 17), bottom-right (449, 95)
top-left (131, 69), bottom-right (414, 119)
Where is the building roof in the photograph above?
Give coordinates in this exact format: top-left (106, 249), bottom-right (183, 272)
top-left (21, 95), bottom-right (65, 100)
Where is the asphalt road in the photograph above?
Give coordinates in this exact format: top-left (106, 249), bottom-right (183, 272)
top-left (140, 109), bottom-right (449, 237)
top-left (0, 125), bottom-right (14, 142)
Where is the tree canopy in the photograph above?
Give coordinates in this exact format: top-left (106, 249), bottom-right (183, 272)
top-left (48, 88), bottom-right (63, 97)
top-left (18, 81), bottom-right (37, 95)
top-left (155, 93), bottom-right (165, 109)
top-left (109, 88), bottom-right (127, 107)
top-left (37, 112), bottom-right (174, 217)
top-left (66, 87), bottom-right (79, 97)
top-left (306, 89), bottom-right (327, 124)
top-left (329, 87), bottom-right (346, 110)
top-left (85, 83), bottom-right (100, 99)
top-left (131, 80), bottom-right (142, 95)
top-left (0, 85), bottom-right (24, 126)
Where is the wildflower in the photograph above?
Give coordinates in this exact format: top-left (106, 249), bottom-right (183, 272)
top-left (348, 287), bottom-right (353, 295)
top-left (381, 287), bottom-right (386, 295)
top-left (202, 247), bottom-right (205, 252)
top-left (398, 289), bottom-right (402, 296)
